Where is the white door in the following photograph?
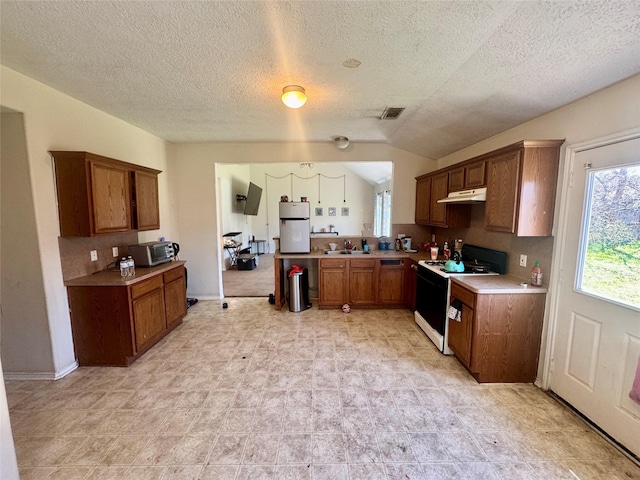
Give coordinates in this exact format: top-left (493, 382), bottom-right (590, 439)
top-left (549, 130), bottom-right (640, 457)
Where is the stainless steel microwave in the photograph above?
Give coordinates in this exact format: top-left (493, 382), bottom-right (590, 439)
top-left (128, 241), bottom-right (175, 267)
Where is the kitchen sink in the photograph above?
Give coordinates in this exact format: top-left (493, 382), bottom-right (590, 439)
top-left (324, 250), bottom-right (370, 255)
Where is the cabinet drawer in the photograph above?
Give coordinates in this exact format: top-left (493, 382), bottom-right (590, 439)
top-left (163, 265), bottom-right (184, 283)
top-left (379, 259), bottom-right (403, 267)
top-left (131, 276), bottom-right (163, 299)
top-left (320, 258), bottom-right (346, 269)
top-left (451, 283), bottom-right (475, 309)
top-left (350, 258), bottom-right (375, 269)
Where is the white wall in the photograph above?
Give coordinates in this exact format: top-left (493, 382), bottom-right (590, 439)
top-left (247, 162), bottom-right (377, 251)
top-left (1, 112), bottom-right (54, 375)
top-left (0, 66), bottom-right (175, 377)
top-left (0, 114), bottom-right (19, 480)
top-left (168, 143), bottom-right (431, 299)
top-left (217, 164), bottom-right (253, 269)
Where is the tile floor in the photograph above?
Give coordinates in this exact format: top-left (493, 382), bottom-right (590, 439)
top-left (6, 298), bottom-right (640, 480)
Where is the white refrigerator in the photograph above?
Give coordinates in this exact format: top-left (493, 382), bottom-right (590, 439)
top-left (279, 202), bottom-right (310, 253)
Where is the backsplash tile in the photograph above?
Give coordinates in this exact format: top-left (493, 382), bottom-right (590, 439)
top-left (58, 232), bottom-right (139, 281)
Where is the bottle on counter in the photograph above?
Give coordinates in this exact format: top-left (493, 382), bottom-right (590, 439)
top-left (531, 261), bottom-right (542, 286)
top-left (443, 241), bottom-right (450, 260)
top-left (127, 255), bottom-right (135, 277)
top-left (120, 257), bottom-right (127, 278)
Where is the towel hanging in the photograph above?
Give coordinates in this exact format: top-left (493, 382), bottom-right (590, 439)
top-left (447, 299), bottom-right (463, 322)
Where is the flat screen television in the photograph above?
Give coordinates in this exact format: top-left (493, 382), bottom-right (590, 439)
top-left (244, 182), bottom-right (263, 215)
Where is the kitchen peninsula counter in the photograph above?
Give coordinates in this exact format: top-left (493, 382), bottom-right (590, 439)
top-left (274, 250), bottom-right (430, 261)
top-left (274, 249), bottom-right (429, 310)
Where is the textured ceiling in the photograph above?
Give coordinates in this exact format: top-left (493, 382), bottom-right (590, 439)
top-left (1, 1), bottom-right (639, 159)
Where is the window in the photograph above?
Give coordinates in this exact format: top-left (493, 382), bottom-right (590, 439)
top-left (374, 190), bottom-right (391, 237)
top-left (577, 164), bottom-right (640, 309)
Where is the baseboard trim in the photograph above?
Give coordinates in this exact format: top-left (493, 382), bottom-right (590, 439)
top-left (3, 360), bottom-right (78, 381)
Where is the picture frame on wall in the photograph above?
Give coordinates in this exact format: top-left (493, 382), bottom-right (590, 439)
top-left (315, 207), bottom-right (323, 216)
top-left (341, 207), bottom-right (349, 216)
top-left (328, 207), bottom-right (336, 216)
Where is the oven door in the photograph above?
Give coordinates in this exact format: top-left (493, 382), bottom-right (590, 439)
top-left (415, 266), bottom-right (449, 336)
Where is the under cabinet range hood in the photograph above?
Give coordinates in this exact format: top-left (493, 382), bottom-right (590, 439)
top-left (437, 187), bottom-right (487, 204)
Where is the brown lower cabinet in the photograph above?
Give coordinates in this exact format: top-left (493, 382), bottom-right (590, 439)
top-left (67, 263), bottom-right (187, 366)
top-left (318, 257), bottom-right (405, 309)
top-left (448, 282), bottom-right (546, 383)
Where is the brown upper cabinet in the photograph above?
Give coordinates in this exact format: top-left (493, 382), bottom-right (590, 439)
top-left (415, 139), bottom-right (563, 236)
top-left (415, 171), bottom-right (471, 228)
top-left (484, 140), bottom-right (564, 236)
top-left (448, 161), bottom-right (486, 192)
top-left (51, 151), bottom-right (161, 237)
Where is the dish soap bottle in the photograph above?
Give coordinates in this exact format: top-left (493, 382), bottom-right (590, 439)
top-left (531, 261), bottom-right (542, 286)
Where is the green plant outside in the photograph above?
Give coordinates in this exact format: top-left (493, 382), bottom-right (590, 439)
top-left (581, 241), bottom-right (640, 308)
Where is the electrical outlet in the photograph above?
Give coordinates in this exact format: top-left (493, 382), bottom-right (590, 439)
top-left (519, 254), bottom-right (527, 267)
top-left (112, 246), bottom-right (119, 257)
top-left (90, 250), bottom-right (98, 262)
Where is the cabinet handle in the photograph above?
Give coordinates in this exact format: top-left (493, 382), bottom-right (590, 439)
top-left (411, 264), bottom-right (418, 271)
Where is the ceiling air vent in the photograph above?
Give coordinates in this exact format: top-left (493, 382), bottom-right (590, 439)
top-left (380, 107), bottom-right (405, 119)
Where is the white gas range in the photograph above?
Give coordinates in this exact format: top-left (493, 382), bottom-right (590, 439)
top-left (414, 245), bottom-right (507, 355)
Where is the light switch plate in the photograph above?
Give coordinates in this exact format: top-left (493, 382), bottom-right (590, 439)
top-left (90, 250), bottom-right (98, 262)
top-left (112, 246), bottom-right (119, 257)
top-left (519, 254), bottom-right (527, 267)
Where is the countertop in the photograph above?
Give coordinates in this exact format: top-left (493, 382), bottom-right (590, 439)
top-left (451, 274), bottom-right (547, 294)
top-left (275, 249), bottom-right (432, 262)
top-left (64, 260), bottom-right (186, 287)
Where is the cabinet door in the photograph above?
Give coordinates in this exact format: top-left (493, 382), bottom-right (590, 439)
top-left (448, 304), bottom-right (474, 369)
top-left (484, 150), bottom-right (521, 233)
top-left (378, 262), bottom-right (404, 305)
top-left (90, 161), bottom-right (132, 234)
top-left (465, 161), bottom-right (486, 188)
top-left (429, 172), bottom-right (448, 227)
top-left (415, 176), bottom-right (431, 224)
top-left (448, 167), bottom-right (465, 191)
top-left (132, 288), bottom-right (166, 352)
top-left (349, 259), bottom-right (376, 306)
top-left (404, 260), bottom-right (417, 311)
top-left (133, 170), bottom-right (160, 231)
top-left (319, 259), bottom-right (347, 306)
top-left (164, 274), bottom-right (187, 329)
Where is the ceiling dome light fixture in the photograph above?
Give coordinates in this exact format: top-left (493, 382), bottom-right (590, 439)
top-left (281, 85), bottom-right (307, 108)
top-left (334, 136), bottom-right (349, 150)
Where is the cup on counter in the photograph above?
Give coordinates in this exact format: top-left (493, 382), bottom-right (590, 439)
top-left (430, 247), bottom-right (439, 260)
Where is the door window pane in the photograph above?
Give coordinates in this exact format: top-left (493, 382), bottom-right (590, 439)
top-left (578, 164), bottom-right (640, 308)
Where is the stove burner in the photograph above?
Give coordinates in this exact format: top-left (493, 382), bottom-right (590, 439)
top-left (425, 260), bottom-right (446, 266)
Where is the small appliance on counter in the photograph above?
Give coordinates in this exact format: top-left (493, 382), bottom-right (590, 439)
top-left (128, 241), bottom-right (175, 267)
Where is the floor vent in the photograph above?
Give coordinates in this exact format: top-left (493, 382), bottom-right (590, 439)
top-left (380, 107), bottom-right (405, 119)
